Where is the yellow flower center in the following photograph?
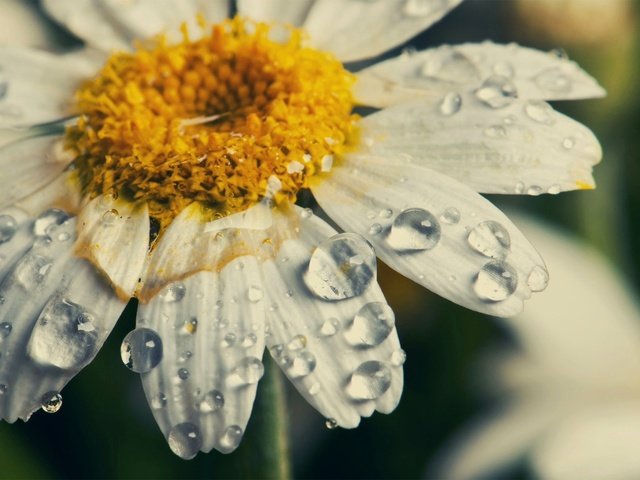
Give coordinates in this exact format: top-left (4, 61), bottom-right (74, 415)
top-left (66, 17), bottom-right (357, 229)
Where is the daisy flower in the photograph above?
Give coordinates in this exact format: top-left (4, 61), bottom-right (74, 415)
top-left (0, 0), bottom-right (603, 459)
top-left (429, 214), bottom-right (640, 480)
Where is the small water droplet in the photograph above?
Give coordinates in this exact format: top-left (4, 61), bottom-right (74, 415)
top-left (41, 391), bottom-right (62, 413)
top-left (387, 208), bottom-right (441, 252)
top-left (515, 182), bottom-right (525, 194)
top-left (33, 209), bottom-right (69, 237)
top-left (368, 223), bottom-right (383, 235)
top-left (420, 47), bottom-right (479, 84)
top-left (345, 302), bottom-right (395, 347)
top-left (473, 260), bottom-right (518, 302)
top-left (231, 357), bottom-right (264, 385)
top-left (440, 207), bottom-right (461, 225)
top-left (390, 349), bottom-right (407, 367)
top-left (247, 285), bottom-right (263, 302)
top-left (167, 423), bottom-right (202, 460)
top-left (325, 418), bottom-right (338, 429)
top-left (0, 384), bottom-right (7, 395)
top-left (467, 221), bottom-right (511, 259)
top-left (320, 318), bottom-right (340, 337)
top-left (535, 67), bottom-right (572, 94)
top-left (527, 185), bottom-right (543, 196)
top-left (199, 389), bottom-right (225, 413)
top-left (219, 425), bottom-right (244, 453)
top-left (305, 233), bottom-right (376, 301)
top-left (474, 75), bottom-right (517, 109)
top-left (287, 334), bottom-right (307, 351)
top-left (524, 100), bottom-right (555, 125)
top-left (562, 137), bottom-right (575, 149)
top-left (527, 265), bottom-right (549, 292)
top-left (286, 350), bottom-right (317, 378)
top-left (101, 209), bottom-right (119, 225)
top-left (346, 361), bottom-right (392, 400)
top-left (120, 328), bottom-right (163, 373)
top-left (151, 393), bottom-right (167, 409)
top-left (308, 382), bottom-right (321, 395)
top-left (379, 209), bottom-right (393, 219)
top-left (483, 125), bottom-right (507, 138)
top-left (177, 368), bottom-right (190, 380)
top-left (548, 184), bottom-right (561, 195)
top-left (0, 322), bottom-right (12, 340)
top-left (14, 254), bottom-right (53, 289)
top-left (439, 92), bottom-right (462, 116)
top-left (241, 333), bottom-right (257, 348)
top-left (159, 283), bottom-right (186, 303)
top-left (403, 0), bottom-right (438, 17)
top-left (300, 208), bottom-right (313, 219)
top-left (0, 215), bottom-right (18, 243)
top-left (222, 333), bottom-right (236, 348)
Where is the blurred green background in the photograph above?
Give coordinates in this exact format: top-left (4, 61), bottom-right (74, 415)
top-left (0, 0), bottom-right (638, 478)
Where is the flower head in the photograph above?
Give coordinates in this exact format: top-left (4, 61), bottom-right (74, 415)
top-left (0, 0), bottom-right (603, 459)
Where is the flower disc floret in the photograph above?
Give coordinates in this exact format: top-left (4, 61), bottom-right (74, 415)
top-left (66, 17), bottom-right (357, 228)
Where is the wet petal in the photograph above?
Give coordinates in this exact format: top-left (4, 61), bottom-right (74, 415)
top-left (261, 207), bottom-right (403, 427)
top-left (359, 94), bottom-right (602, 194)
top-left (0, 216), bottom-right (132, 422)
top-left (135, 257), bottom-right (265, 458)
top-left (356, 42), bottom-right (605, 107)
top-left (312, 155), bottom-right (547, 317)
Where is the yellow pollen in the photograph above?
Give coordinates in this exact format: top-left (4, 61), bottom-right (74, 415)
top-left (66, 17), bottom-right (357, 230)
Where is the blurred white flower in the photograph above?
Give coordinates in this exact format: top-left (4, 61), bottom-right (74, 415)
top-left (428, 214), bottom-right (640, 479)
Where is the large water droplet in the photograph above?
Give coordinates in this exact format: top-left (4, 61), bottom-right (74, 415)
top-left (421, 48), bottom-right (479, 84)
top-left (439, 92), bottom-right (462, 116)
top-left (325, 418), bottom-right (338, 429)
top-left (231, 357), bottom-right (264, 385)
top-left (387, 208), bottom-right (441, 252)
top-left (524, 100), bottom-right (555, 125)
top-left (473, 261), bottom-right (518, 302)
top-left (28, 297), bottom-right (99, 370)
top-left (159, 282), bottom-right (186, 303)
top-left (286, 350), bottom-right (317, 378)
top-left (14, 254), bottom-right (53, 289)
top-left (0, 215), bottom-right (18, 243)
top-left (474, 75), bottom-right (517, 109)
top-left (120, 327), bottom-right (164, 373)
top-left (219, 425), bottom-right (243, 453)
top-left (199, 389), bottom-right (225, 413)
top-left (346, 361), bottom-right (392, 400)
top-left (41, 391), bottom-right (62, 413)
top-left (168, 423), bottom-right (202, 460)
top-left (345, 302), bottom-right (395, 347)
top-left (305, 233), bottom-right (376, 300)
top-left (527, 265), bottom-right (549, 292)
top-left (535, 67), bottom-right (572, 94)
top-left (467, 221), bottom-right (511, 259)
top-left (33, 209), bottom-right (69, 237)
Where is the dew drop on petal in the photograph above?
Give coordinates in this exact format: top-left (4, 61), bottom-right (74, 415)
top-left (41, 391), bottom-right (62, 413)
top-left (440, 207), bottom-right (461, 225)
top-left (219, 425), bottom-right (244, 453)
top-left (403, 0), bottom-right (438, 17)
top-left (14, 254), bottom-right (53, 289)
top-left (473, 260), bottom-right (518, 302)
top-left (177, 368), bottom-right (190, 380)
top-left (159, 282), bottom-right (186, 303)
top-left (0, 215), bottom-right (18, 244)
top-left (222, 333), bottom-right (236, 348)
top-left (515, 181), bottom-right (525, 194)
top-left (524, 100), bottom-right (555, 125)
top-left (286, 350), bottom-right (317, 378)
top-left (474, 75), bottom-right (517, 109)
top-left (120, 327), bottom-right (163, 373)
top-left (168, 423), bottom-right (202, 460)
top-left (247, 285), bottom-right (263, 302)
top-left (287, 334), bottom-right (306, 351)
top-left (535, 67), bottom-right (572, 94)
top-left (33, 209), bottom-right (69, 237)
top-left (420, 48), bottom-right (479, 84)
top-left (0, 384), bottom-right (7, 395)
top-left (527, 265), bottom-right (549, 292)
top-left (199, 389), bottom-right (225, 413)
top-left (305, 233), bottom-right (376, 301)
top-left (319, 317), bottom-right (340, 337)
top-left (439, 92), bottom-right (462, 116)
top-left (527, 185), bottom-right (543, 196)
top-left (101, 209), bottom-right (119, 225)
top-left (483, 125), bottom-right (507, 138)
top-left (0, 322), bottom-right (12, 341)
top-left (467, 221), bottom-right (511, 259)
top-left (562, 137), bottom-right (575, 149)
top-left (368, 223), bottom-right (383, 235)
top-left (151, 393), bottom-right (167, 409)
top-left (548, 184), bottom-right (561, 195)
top-left (345, 302), bottom-right (395, 347)
top-left (346, 361), bottom-right (392, 400)
top-left (387, 208), bottom-right (441, 252)
top-left (308, 382), bottom-right (321, 396)
top-left (230, 357), bottom-right (264, 385)
top-left (390, 349), bottom-right (407, 367)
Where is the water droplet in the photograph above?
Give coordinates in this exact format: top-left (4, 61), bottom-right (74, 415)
top-left (346, 361), bottom-right (392, 400)
top-left (524, 100), bottom-right (555, 125)
top-left (473, 260), bottom-right (518, 302)
top-left (247, 285), bottom-right (263, 302)
top-left (515, 182), bottom-right (525, 194)
top-left (168, 423), bottom-right (202, 460)
top-left (177, 368), bottom-right (190, 380)
top-left (33, 209), bottom-right (69, 237)
top-left (305, 233), bottom-right (376, 300)
top-left (101, 209), bottom-right (119, 225)
top-left (493, 61), bottom-right (514, 78)
top-left (199, 389), bottom-right (225, 413)
top-left (0, 322), bottom-right (12, 340)
top-left (320, 318), bottom-right (340, 337)
top-left (527, 185), bottom-right (543, 196)
top-left (420, 48), bottom-right (479, 84)
top-left (159, 283), bottom-right (186, 303)
top-left (467, 221), bottom-right (511, 259)
top-left (390, 349), bottom-right (407, 367)
top-left (270, 344), bottom-right (284, 359)
top-left (535, 67), bottom-right (572, 94)
top-left (41, 391), bottom-right (62, 413)
top-left (548, 184), bottom-right (561, 195)
top-left (549, 48), bottom-right (569, 60)
top-left (14, 254), bottom-right (53, 289)
top-left (325, 418), bottom-right (338, 429)
top-left (151, 393), bottom-right (167, 409)
top-left (300, 208), bottom-right (313, 219)
top-left (120, 327), bottom-right (163, 373)
top-left (527, 265), bottom-right (549, 292)
top-left (483, 125), bottom-right (507, 138)
top-left (368, 223), bottom-right (383, 235)
top-left (222, 333), bottom-right (236, 348)
top-left (0, 215), bottom-right (18, 243)
top-left (474, 75), bottom-right (517, 109)
top-left (440, 207), bottom-right (461, 225)
top-left (562, 137), bottom-right (575, 149)
top-left (345, 302), bottom-right (395, 347)
top-left (0, 384), bottom-right (7, 395)
top-left (403, 0), bottom-right (438, 17)
top-left (379, 208), bottom-right (393, 219)
top-left (231, 357), bottom-right (264, 385)
top-left (287, 334), bottom-right (307, 351)
top-left (439, 92), bottom-right (462, 116)
top-left (387, 208), bottom-right (441, 252)
top-left (184, 318), bottom-right (197, 334)
top-left (241, 333), bottom-right (257, 348)
top-left (286, 350), bottom-right (317, 378)
top-left (219, 425), bottom-right (243, 453)
top-left (309, 382), bottom-right (321, 395)
top-left (28, 297), bottom-right (99, 370)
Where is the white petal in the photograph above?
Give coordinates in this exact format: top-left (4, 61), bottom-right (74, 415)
top-left (0, 47), bottom-right (97, 127)
top-left (312, 155), bottom-right (546, 316)
top-left (14, 171), bottom-right (82, 218)
top-left (0, 0), bottom-right (68, 48)
top-left (260, 206), bottom-right (403, 427)
top-left (531, 402), bottom-right (640, 480)
top-left (75, 195), bottom-right (150, 297)
top-left (356, 42), bottom-right (605, 107)
top-left (136, 257), bottom-right (265, 458)
top-left (0, 134), bottom-right (75, 209)
top-left (0, 216), bottom-right (130, 422)
top-left (237, 0), bottom-right (315, 26)
top-left (360, 94), bottom-right (602, 194)
top-left (300, 0), bottom-right (463, 62)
